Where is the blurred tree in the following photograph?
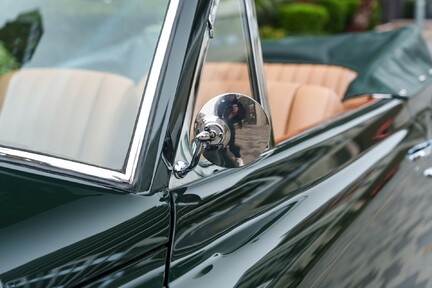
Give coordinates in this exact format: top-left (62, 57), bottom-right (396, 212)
top-left (0, 44), bottom-right (18, 76)
top-left (256, 0), bottom-right (287, 27)
top-left (279, 3), bottom-right (329, 34)
top-left (256, 0), bottom-right (379, 37)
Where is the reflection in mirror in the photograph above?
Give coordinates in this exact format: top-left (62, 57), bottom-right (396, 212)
top-left (195, 93), bottom-right (269, 168)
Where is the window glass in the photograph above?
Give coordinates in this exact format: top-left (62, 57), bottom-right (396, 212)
top-left (0, 0), bottom-right (169, 170)
top-left (194, 0), bottom-right (253, 118)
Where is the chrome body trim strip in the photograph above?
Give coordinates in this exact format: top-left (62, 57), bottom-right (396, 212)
top-left (0, 0), bottom-right (180, 185)
top-left (0, 147), bottom-right (127, 182)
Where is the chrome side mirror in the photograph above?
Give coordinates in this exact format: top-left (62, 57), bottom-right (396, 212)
top-left (174, 93), bottom-right (270, 178)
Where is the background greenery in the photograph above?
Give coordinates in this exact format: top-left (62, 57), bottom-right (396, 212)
top-left (0, 43), bottom-right (18, 77)
top-left (257, 0), bottom-right (381, 38)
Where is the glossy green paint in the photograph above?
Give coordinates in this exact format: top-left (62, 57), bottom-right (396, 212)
top-left (0, 164), bottom-right (170, 287)
top-left (168, 98), bottom-right (420, 287)
top-left (2, 0), bottom-right (432, 287)
top-left (162, 1), bottom-right (432, 287)
top-left (0, 0), bottom-right (215, 287)
top-left (297, 88), bottom-right (432, 288)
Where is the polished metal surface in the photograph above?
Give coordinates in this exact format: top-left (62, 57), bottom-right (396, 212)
top-left (207, 0), bottom-right (218, 39)
top-left (195, 117), bottom-right (230, 147)
top-left (123, 0), bottom-right (180, 183)
top-left (174, 139), bottom-right (205, 179)
top-left (242, 0), bottom-right (274, 147)
top-left (174, 93), bottom-right (270, 176)
top-left (0, 0), bottom-right (181, 185)
top-left (168, 0), bottom-right (219, 188)
top-left (407, 140), bottom-right (432, 161)
top-left (423, 167), bottom-right (432, 177)
top-left (196, 93), bottom-right (270, 168)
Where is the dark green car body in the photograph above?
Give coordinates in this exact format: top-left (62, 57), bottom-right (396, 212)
top-left (2, 0), bottom-right (432, 287)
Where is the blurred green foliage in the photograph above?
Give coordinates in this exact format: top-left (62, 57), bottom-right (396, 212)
top-left (256, 0), bottom-right (286, 28)
top-left (316, 0), bottom-right (347, 33)
top-left (0, 43), bottom-right (18, 76)
top-left (369, 0), bottom-right (381, 29)
top-left (279, 3), bottom-right (329, 35)
top-left (259, 25), bottom-right (287, 39)
top-left (258, 0), bottom-right (380, 39)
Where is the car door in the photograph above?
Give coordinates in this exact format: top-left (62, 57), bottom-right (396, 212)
top-left (166, 0), bottom-right (425, 287)
top-left (0, 1), bottom-right (175, 287)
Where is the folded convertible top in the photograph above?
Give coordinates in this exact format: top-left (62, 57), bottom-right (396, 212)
top-left (262, 26), bottom-right (432, 99)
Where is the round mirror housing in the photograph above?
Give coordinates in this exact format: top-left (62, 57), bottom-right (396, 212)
top-left (174, 93), bottom-right (270, 178)
top-left (194, 93), bottom-right (270, 168)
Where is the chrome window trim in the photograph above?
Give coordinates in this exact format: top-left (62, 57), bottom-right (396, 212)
top-left (242, 0), bottom-right (274, 148)
top-left (242, 0), bottom-right (268, 107)
top-left (169, 0), bottom-right (220, 189)
top-left (0, 0), bottom-right (180, 184)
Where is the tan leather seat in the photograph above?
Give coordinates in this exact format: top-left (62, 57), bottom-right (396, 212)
top-left (263, 63), bottom-right (357, 98)
top-left (196, 78), bottom-right (343, 141)
top-left (0, 68), bottom-right (140, 169)
top-left (342, 95), bottom-right (373, 110)
top-left (267, 82), bottom-right (344, 141)
top-left (266, 82), bottom-right (300, 139)
top-left (197, 62), bottom-right (350, 139)
top-left (263, 63), bottom-right (373, 111)
top-left (201, 62), bottom-right (250, 82)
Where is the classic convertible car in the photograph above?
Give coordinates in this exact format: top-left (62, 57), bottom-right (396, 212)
top-left (1, 0), bottom-right (432, 287)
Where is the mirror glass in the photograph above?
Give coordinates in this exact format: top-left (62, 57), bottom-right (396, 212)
top-left (194, 94), bottom-right (270, 168)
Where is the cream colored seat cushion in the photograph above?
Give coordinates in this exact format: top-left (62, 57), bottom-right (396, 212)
top-left (267, 82), bottom-right (343, 140)
top-left (200, 62), bottom-right (358, 99)
top-left (201, 62), bottom-right (250, 82)
top-left (284, 84), bottom-right (344, 136)
top-left (0, 68), bottom-right (140, 169)
top-left (264, 63), bottom-right (357, 98)
top-left (196, 78), bottom-right (343, 141)
top-left (197, 62), bottom-right (347, 141)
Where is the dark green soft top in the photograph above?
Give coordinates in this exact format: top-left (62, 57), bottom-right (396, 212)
top-left (262, 26), bottom-right (432, 99)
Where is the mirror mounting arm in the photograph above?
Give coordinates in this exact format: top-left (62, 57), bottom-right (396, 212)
top-left (173, 133), bottom-right (207, 179)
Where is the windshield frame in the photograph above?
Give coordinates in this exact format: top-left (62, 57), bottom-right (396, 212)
top-left (0, 0), bottom-right (180, 185)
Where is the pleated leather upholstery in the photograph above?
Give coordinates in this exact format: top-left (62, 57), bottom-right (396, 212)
top-left (0, 68), bottom-right (140, 169)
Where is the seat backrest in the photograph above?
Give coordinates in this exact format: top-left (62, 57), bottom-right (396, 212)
top-left (200, 62), bottom-right (250, 82)
top-left (283, 84), bottom-right (344, 138)
top-left (194, 62), bottom-right (355, 143)
top-left (0, 68), bottom-right (140, 169)
top-left (264, 63), bottom-right (357, 98)
top-left (266, 82), bottom-right (343, 141)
